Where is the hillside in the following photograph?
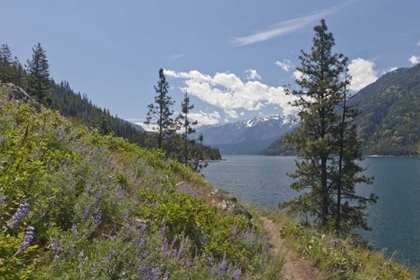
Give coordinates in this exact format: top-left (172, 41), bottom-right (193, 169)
top-left (0, 83), bottom-right (283, 279)
top-left (350, 65), bottom-right (420, 155)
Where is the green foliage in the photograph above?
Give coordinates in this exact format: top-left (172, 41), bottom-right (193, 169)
top-left (281, 19), bottom-right (377, 234)
top-left (145, 68), bottom-right (177, 149)
top-left (26, 43), bottom-right (52, 106)
top-left (0, 95), bottom-right (281, 279)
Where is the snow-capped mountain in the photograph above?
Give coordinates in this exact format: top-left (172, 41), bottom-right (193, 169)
top-left (195, 115), bottom-right (297, 155)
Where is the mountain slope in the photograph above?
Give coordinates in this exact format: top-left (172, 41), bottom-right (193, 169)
top-left (351, 65), bottom-right (420, 155)
top-left (196, 115), bottom-right (297, 155)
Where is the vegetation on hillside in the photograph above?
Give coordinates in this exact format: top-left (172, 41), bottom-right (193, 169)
top-left (0, 85), bottom-right (282, 279)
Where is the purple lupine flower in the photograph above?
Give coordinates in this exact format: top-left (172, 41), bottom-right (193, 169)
top-left (217, 260), bottom-right (227, 274)
top-left (140, 250), bottom-right (149, 258)
top-left (95, 191), bottom-right (102, 203)
top-left (162, 238), bottom-right (168, 251)
top-left (171, 236), bottom-right (178, 247)
top-left (7, 203), bottom-right (29, 228)
top-left (94, 210), bottom-right (102, 224)
top-left (233, 269), bottom-right (241, 280)
top-left (245, 274), bottom-right (250, 280)
top-left (163, 271), bottom-right (170, 280)
top-left (0, 194), bottom-right (6, 204)
top-left (227, 266), bottom-right (231, 274)
top-left (18, 226), bottom-right (34, 251)
top-left (78, 251), bottom-right (84, 259)
top-left (160, 218), bottom-right (166, 236)
top-left (86, 183), bottom-right (92, 191)
top-left (71, 224), bottom-right (78, 235)
top-left (137, 238), bottom-right (145, 248)
top-left (51, 243), bottom-right (63, 253)
top-left (139, 224), bottom-right (147, 236)
top-left (54, 255), bottom-right (60, 260)
top-left (177, 245), bottom-right (184, 260)
top-left (0, 135), bottom-right (4, 146)
top-left (83, 205), bottom-right (91, 220)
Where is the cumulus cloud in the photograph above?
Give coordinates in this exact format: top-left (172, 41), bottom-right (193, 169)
top-left (275, 59), bottom-right (294, 72)
top-left (245, 69), bottom-right (262, 80)
top-left (348, 58), bottom-right (378, 91)
top-left (165, 69), bottom-right (297, 118)
top-left (293, 70), bottom-right (304, 81)
top-left (188, 111), bottom-right (221, 126)
top-left (230, 2), bottom-right (353, 47)
top-left (409, 55), bottom-right (420, 65)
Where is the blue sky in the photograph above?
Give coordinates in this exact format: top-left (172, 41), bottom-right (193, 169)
top-left (1, 0), bottom-right (419, 128)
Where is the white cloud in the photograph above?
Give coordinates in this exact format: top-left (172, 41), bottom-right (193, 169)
top-left (293, 70), bottom-right (304, 81)
top-left (165, 69), bottom-right (297, 118)
top-left (245, 69), bottom-right (262, 80)
top-left (230, 2), bottom-right (353, 47)
top-left (409, 55), bottom-right (420, 65)
top-left (168, 54), bottom-right (185, 60)
top-left (275, 59), bottom-right (293, 72)
top-left (380, 67), bottom-right (398, 75)
top-left (240, 112), bottom-right (245, 116)
top-left (348, 58), bottom-right (378, 91)
top-left (188, 111), bottom-right (221, 126)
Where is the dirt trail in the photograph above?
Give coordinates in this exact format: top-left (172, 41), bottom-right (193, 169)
top-left (262, 217), bottom-right (319, 280)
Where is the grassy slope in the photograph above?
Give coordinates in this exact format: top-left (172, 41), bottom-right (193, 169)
top-left (0, 84), bottom-right (282, 279)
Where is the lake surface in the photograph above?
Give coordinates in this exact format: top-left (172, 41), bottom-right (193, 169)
top-left (202, 155), bottom-right (420, 267)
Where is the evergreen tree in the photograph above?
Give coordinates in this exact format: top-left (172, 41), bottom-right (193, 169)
top-left (0, 44), bottom-right (13, 82)
top-left (144, 68), bottom-right (176, 149)
top-left (281, 20), bottom-right (377, 234)
top-left (178, 92), bottom-right (198, 166)
top-left (26, 43), bottom-right (51, 105)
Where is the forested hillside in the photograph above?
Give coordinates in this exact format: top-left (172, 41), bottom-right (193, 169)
top-left (0, 42), bottom-right (221, 163)
top-left (350, 65), bottom-right (420, 155)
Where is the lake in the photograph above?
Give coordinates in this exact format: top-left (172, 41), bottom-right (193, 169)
top-left (201, 155), bottom-right (420, 267)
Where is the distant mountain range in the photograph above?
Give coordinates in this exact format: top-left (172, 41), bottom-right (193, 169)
top-left (203, 63), bottom-right (420, 156)
top-left (196, 115), bottom-right (297, 155)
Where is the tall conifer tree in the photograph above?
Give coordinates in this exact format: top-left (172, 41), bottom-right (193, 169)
top-left (26, 43), bottom-right (51, 105)
top-left (178, 92), bottom-right (198, 166)
top-left (282, 20), bottom-right (377, 234)
top-left (145, 68), bottom-right (176, 149)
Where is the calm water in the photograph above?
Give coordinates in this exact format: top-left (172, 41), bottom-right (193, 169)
top-left (202, 155), bottom-right (420, 266)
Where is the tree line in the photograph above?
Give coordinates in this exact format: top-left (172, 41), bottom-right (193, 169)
top-left (0, 42), bottom-right (221, 169)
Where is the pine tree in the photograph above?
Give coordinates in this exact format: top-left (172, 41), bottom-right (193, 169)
top-left (26, 43), bottom-right (51, 105)
top-left (281, 20), bottom-right (377, 234)
top-left (178, 92), bottom-right (198, 166)
top-left (145, 68), bottom-right (176, 149)
top-left (0, 44), bottom-right (13, 82)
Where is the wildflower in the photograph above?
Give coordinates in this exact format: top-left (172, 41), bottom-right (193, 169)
top-left (160, 218), bottom-right (166, 236)
top-left (18, 226), bottom-right (34, 251)
top-left (163, 271), bottom-right (170, 280)
top-left (71, 224), bottom-right (78, 235)
top-left (118, 272), bottom-right (126, 280)
top-left (233, 269), bottom-right (241, 280)
top-left (7, 203), bottom-right (30, 228)
top-left (95, 191), bottom-right (102, 203)
top-left (78, 251), bottom-right (84, 259)
top-left (83, 205), bottom-right (91, 220)
top-left (0, 194), bottom-right (6, 204)
top-left (177, 245), bottom-right (184, 260)
top-left (94, 210), bottom-right (102, 224)
top-left (141, 250), bottom-right (149, 258)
